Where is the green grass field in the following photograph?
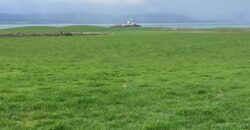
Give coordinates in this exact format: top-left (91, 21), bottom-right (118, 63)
top-left (0, 26), bottom-right (250, 130)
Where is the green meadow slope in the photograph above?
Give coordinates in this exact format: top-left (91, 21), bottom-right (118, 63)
top-left (0, 26), bottom-right (250, 130)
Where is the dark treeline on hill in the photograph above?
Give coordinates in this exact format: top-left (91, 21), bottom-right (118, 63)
top-left (0, 13), bottom-right (203, 24)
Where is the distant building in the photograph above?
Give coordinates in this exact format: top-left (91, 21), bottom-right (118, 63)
top-left (113, 18), bottom-right (141, 27)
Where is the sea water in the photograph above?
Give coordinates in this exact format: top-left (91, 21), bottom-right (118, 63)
top-left (1, 22), bottom-right (250, 29)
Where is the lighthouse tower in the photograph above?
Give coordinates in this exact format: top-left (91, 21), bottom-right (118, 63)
top-left (127, 18), bottom-right (135, 25)
top-left (113, 18), bottom-right (141, 27)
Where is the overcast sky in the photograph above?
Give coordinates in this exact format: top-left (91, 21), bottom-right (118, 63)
top-left (0, 0), bottom-right (250, 21)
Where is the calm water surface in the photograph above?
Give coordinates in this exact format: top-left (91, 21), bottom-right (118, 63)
top-left (1, 22), bottom-right (250, 29)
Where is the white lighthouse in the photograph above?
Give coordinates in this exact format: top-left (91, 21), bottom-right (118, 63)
top-left (127, 18), bottom-right (135, 25)
top-left (114, 18), bottom-right (141, 27)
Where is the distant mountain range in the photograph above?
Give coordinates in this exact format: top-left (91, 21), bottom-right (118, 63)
top-left (0, 13), bottom-right (204, 24)
top-left (1, 12), bottom-right (249, 24)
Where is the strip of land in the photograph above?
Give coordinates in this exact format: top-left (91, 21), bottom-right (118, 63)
top-left (0, 32), bottom-right (110, 37)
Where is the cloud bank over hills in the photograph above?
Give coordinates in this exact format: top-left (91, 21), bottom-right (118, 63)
top-left (0, 13), bottom-right (197, 24)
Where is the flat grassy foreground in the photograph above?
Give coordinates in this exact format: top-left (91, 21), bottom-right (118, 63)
top-left (0, 26), bottom-right (250, 130)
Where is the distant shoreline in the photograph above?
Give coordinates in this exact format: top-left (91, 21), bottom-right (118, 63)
top-left (1, 22), bottom-right (250, 29)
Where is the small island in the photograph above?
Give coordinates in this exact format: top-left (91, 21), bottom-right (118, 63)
top-left (113, 18), bottom-right (141, 27)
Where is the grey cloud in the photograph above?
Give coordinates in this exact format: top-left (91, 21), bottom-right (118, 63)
top-left (0, 0), bottom-right (250, 21)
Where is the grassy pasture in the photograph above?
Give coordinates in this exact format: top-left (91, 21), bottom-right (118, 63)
top-left (0, 26), bottom-right (250, 130)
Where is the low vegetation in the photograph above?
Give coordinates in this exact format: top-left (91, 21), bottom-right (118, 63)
top-left (0, 26), bottom-right (250, 130)
top-left (0, 32), bottom-right (110, 37)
